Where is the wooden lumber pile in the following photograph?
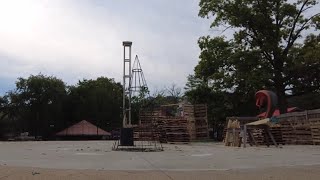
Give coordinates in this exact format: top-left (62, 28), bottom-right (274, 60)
top-left (194, 104), bottom-right (209, 140)
top-left (135, 109), bottom-right (163, 141)
top-left (223, 109), bottom-right (320, 146)
top-left (182, 105), bottom-right (196, 141)
top-left (156, 117), bottom-right (167, 143)
top-left (277, 109), bottom-right (320, 145)
top-left (308, 110), bottom-right (320, 119)
top-left (294, 125), bottom-right (312, 145)
top-left (138, 103), bottom-right (209, 144)
top-left (139, 108), bottom-right (162, 125)
top-left (223, 117), bottom-right (259, 142)
top-left (134, 124), bottom-right (157, 141)
top-left (278, 110), bottom-right (316, 145)
top-left (251, 129), bottom-right (264, 145)
top-left (308, 109), bottom-right (320, 145)
top-left (225, 119), bottom-right (241, 147)
top-left (164, 117), bottom-right (190, 143)
top-left (269, 127), bottom-right (284, 145)
top-left (222, 128), bottom-right (227, 141)
top-left (250, 127), bottom-right (284, 145)
top-left (279, 119), bottom-right (295, 144)
top-left (310, 118), bottom-right (320, 145)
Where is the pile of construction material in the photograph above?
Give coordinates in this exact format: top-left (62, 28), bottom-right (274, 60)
top-left (163, 117), bottom-right (192, 143)
top-left (194, 105), bottom-right (209, 140)
top-left (245, 127), bottom-right (284, 146)
top-left (269, 127), bottom-right (284, 145)
top-left (223, 117), bottom-right (258, 144)
top-left (224, 118), bottom-right (281, 147)
top-left (137, 103), bottom-right (209, 144)
top-left (224, 119), bottom-right (241, 147)
top-left (278, 109), bottom-right (320, 145)
top-left (224, 109), bottom-right (320, 146)
top-left (310, 118), bottom-right (320, 145)
top-left (134, 108), bottom-right (163, 142)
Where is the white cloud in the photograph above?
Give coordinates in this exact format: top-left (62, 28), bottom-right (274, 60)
top-left (0, 0), bottom-right (211, 93)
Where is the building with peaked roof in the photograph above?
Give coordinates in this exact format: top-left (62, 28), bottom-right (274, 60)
top-left (56, 120), bottom-right (110, 140)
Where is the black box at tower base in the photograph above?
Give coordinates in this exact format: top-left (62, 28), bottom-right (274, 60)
top-left (120, 128), bottom-right (134, 146)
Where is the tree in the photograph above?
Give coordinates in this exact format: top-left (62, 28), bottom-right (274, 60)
top-left (0, 75), bottom-right (124, 138)
top-left (185, 75), bottom-right (257, 140)
top-left (288, 34), bottom-right (320, 94)
top-left (3, 74), bottom-right (67, 138)
top-left (0, 93), bottom-right (25, 136)
top-left (198, 0), bottom-right (320, 113)
top-left (165, 84), bottom-right (182, 104)
top-left (66, 77), bottom-right (123, 131)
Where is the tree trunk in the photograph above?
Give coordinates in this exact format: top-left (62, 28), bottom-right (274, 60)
top-left (274, 71), bottom-right (288, 114)
top-left (276, 86), bottom-right (288, 114)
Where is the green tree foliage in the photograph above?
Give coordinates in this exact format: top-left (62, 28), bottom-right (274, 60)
top-left (1, 74), bottom-right (67, 138)
top-left (288, 34), bottom-right (320, 94)
top-left (65, 77), bottom-right (123, 131)
top-left (0, 75), bottom-right (123, 138)
top-left (198, 0), bottom-right (320, 113)
top-left (185, 75), bottom-right (256, 124)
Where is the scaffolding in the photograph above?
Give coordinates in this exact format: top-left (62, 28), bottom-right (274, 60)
top-left (131, 55), bottom-right (148, 97)
top-left (122, 41), bottom-right (132, 128)
top-left (113, 41), bottom-right (163, 152)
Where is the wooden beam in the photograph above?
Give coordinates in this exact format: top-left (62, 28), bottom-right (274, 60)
top-left (266, 126), bottom-right (278, 147)
top-left (248, 129), bottom-right (257, 146)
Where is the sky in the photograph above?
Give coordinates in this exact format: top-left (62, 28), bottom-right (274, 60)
top-left (0, 0), bottom-right (213, 95)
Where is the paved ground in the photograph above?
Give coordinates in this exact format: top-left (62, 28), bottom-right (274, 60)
top-left (0, 141), bottom-right (320, 171)
top-left (0, 165), bottom-right (320, 180)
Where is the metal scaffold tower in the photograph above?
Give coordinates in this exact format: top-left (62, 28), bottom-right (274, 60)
top-left (131, 55), bottom-right (148, 97)
top-left (122, 41), bottom-right (132, 128)
top-left (113, 41), bottom-right (163, 152)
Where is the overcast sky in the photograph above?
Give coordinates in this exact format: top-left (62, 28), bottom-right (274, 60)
top-left (0, 0), bottom-right (213, 95)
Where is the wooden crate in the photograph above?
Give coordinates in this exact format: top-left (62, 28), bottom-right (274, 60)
top-left (310, 118), bottom-right (320, 145)
top-left (194, 104), bottom-right (209, 140)
top-left (269, 127), bottom-right (284, 145)
top-left (278, 111), bottom-right (313, 145)
top-left (164, 117), bottom-right (191, 143)
top-left (139, 104), bottom-right (209, 143)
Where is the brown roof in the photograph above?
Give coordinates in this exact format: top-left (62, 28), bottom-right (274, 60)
top-left (56, 120), bottom-right (110, 136)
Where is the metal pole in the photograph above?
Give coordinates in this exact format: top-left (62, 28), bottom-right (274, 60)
top-left (122, 41), bottom-right (132, 128)
top-left (128, 44), bottom-right (132, 126)
top-left (123, 44), bottom-right (126, 128)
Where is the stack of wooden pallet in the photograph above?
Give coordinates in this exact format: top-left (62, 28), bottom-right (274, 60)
top-left (156, 117), bottom-right (167, 143)
top-left (245, 127), bottom-right (284, 146)
top-left (164, 117), bottom-right (190, 143)
top-left (279, 119), bottom-right (295, 144)
top-left (251, 129), bottom-right (265, 145)
top-left (135, 109), bottom-right (162, 141)
top-left (133, 124), bottom-right (157, 141)
top-left (138, 103), bottom-right (209, 144)
top-left (310, 118), bottom-right (320, 145)
top-left (294, 125), bottom-right (313, 145)
top-left (278, 111), bottom-right (313, 145)
top-left (223, 117), bottom-right (259, 142)
top-left (194, 104), bottom-right (209, 140)
top-left (139, 109), bottom-right (162, 125)
top-left (182, 105), bottom-right (196, 141)
top-left (225, 119), bottom-right (241, 147)
top-left (269, 127), bottom-right (284, 145)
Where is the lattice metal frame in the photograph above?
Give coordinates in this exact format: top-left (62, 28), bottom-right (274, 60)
top-left (131, 55), bottom-right (148, 97)
top-left (122, 41), bottom-right (132, 127)
top-left (113, 41), bottom-right (163, 152)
